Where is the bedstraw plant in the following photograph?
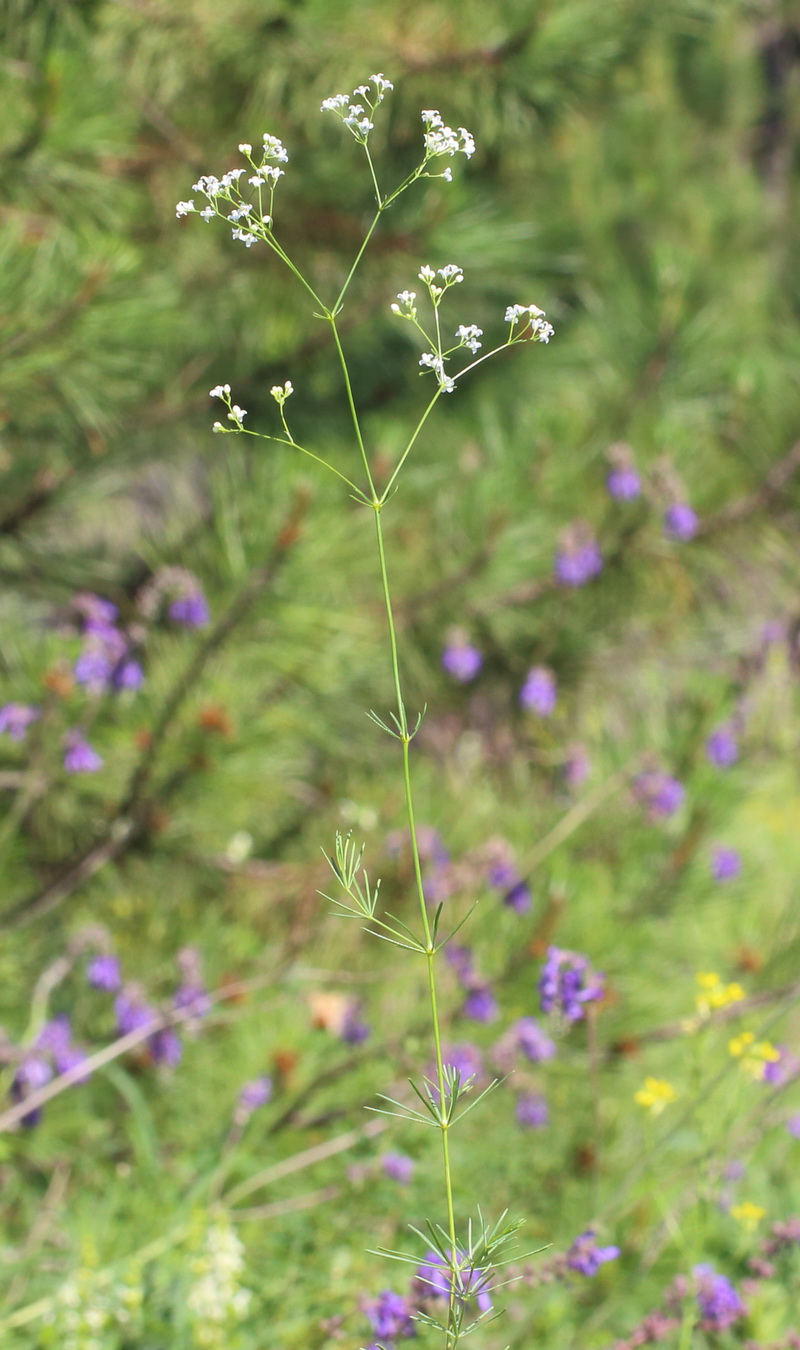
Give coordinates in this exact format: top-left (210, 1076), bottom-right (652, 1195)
top-left (176, 73), bottom-right (554, 1348)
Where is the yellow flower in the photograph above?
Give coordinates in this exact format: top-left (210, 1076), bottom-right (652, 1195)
top-left (695, 971), bottom-right (745, 1016)
top-left (729, 1032), bottom-right (780, 1080)
top-left (634, 1077), bottom-right (678, 1115)
top-left (731, 1201), bottom-right (766, 1232)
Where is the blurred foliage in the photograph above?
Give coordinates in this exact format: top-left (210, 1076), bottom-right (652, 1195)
top-left (2, 0), bottom-right (800, 1345)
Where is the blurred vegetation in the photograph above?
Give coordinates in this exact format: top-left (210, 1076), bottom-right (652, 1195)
top-left (2, 0), bottom-right (800, 1345)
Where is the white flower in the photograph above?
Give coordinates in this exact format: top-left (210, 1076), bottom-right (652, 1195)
top-left (192, 174), bottom-right (222, 197)
top-left (354, 84), bottom-right (370, 98)
top-left (370, 73), bottom-right (394, 95)
top-left (238, 142), bottom-right (252, 154)
top-left (456, 324), bottom-right (483, 353)
top-left (200, 206), bottom-right (215, 222)
top-left (259, 165), bottom-right (284, 183)
top-left (390, 290), bottom-right (417, 318)
top-left (212, 422), bottom-right (224, 432)
top-left (419, 351), bottom-right (455, 392)
top-left (228, 406), bottom-right (248, 422)
top-left (209, 384), bottom-right (231, 398)
top-left (262, 134), bottom-right (289, 161)
top-left (438, 263), bottom-right (463, 283)
top-left (221, 168), bottom-right (245, 188)
top-left (321, 94), bottom-right (350, 112)
top-left (418, 265), bottom-right (436, 283)
top-left (421, 110), bottom-right (443, 127)
top-left (270, 381), bottom-right (294, 402)
top-left (248, 175), bottom-right (263, 187)
top-left (504, 303), bottom-right (554, 342)
top-left (175, 200), bottom-right (196, 217)
top-left (231, 229), bottom-right (258, 247)
top-left (421, 112), bottom-right (476, 161)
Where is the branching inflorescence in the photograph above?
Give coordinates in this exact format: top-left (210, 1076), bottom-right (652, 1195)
top-left (177, 73), bottom-right (554, 1348)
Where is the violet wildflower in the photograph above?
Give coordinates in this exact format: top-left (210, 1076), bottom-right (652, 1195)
top-left (607, 466), bottom-right (642, 500)
top-left (516, 1092), bottom-right (549, 1128)
top-left (74, 623), bottom-right (128, 691)
top-left (503, 878), bottom-right (532, 913)
top-left (238, 1076), bottom-right (273, 1118)
top-left (112, 657), bottom-right (145, 691)
top-left (461, 984), bottom-right (498, 1024)
top-left (706, 723), bottom-right (739, 769)
top-left (169, 588), bottom-right (210, 628)
top-left (693, 1264), bottom-right (744, 1330)
top-left (114, 990), bottom-right (157, 1038)
top-left (563, 744), bottom-right (591, 790)
top-left (487, 859), bottom-right (517, 889)
top-left (763, 1046), bottom-right (800, 1087)
top-left (633, 771), bottom-right (685, 820)
top-left (516, 1016), bottom-right (556, 1063)
top-left (712, 846), bottom-right (742, 882)
top-left (73, 593), bottom-right (119, 630)
top-left (520, 666), bottom-right (557, 716)
top-left (415, 1249), bottom-right (492, 1312)
top-left (11, 1054), bottom-right (52, 1127)
top-left (787, 1114), bottom-right (800, 1139)
top-left (174, 983), bottom-right (212, 1019)
top-left (0, 703), bottom-right (39, 742)
top-left (554, 524), bottom-right (603, 587)
top-left (36, 1016), bottom-right (85, 1077)
top-left (87, 953), bottom-right (121, 992)
top-left (445, 944), bottom-right (474, 984)
top-left (539, 946), bottom-right (604, 1022)
top-left (442, 641), bottom-right (482, 683)
top-left (63, 731), bottom-right (103, 774)
top-left (664, 502), bottom-right (699, 541)
top-left (149, 1027), bottom-right (183, 1067)
top-left (365, 1289), bottom-right (416, 1341)
top-left (381, 1152), bottom-right (415, 1184)
top-left (341, 1004), bottom-right (370, 1044)
top-left (567, 1229), bottom-right (620, 1276)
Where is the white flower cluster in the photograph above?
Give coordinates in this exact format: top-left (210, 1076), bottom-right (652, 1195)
top-left (321, 73), bottom-right (394, 144)
top-left (209, 383), bottom-right (247, 431)
top-left (421, 109), bottom-right (475, 179)
top-left (44, 1266), bottom-right (143, 1350)
top-left (455, 323), bottom-right (483, 354)
top-left (175, 133), bottom-right (289, 244)
top-left (186, 1222), bottom-right (252, 1348)
top-left (270, 379), bottom-right (294, 405)
top-left (390, 290), bottom-right (417, 319)
top-left (419, 351), bottom-right (455, 393)
top-left (418, 262), bottom-right (464, 298)
top-left (505, 303), bottom-right (555, 343)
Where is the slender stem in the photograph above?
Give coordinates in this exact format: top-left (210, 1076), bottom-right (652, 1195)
top-left (373, 505), bottom-right (459, 1329)
top-left (333, 207), bottom-right (383, 315)
top-left (237, 428), bottom-right (364, 495)
top-left (363, 145), bottom-right (383, 210)
top-left (329, 318), bottom-right (376, 499)
top-left (380, 390), bottom-right (443, 501)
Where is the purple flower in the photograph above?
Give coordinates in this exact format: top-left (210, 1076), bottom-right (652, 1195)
top-left (503, 879), bottom-right (532, 913)
top-left (381, 1152), bottom-right (415, 1184)
top-left (365, 1289), bottom-right (416, 1340)
top-left (73, 593), bottom-right (119, 629)
top-left (564, 744), bottom-right (591, 790)
top-left (633, 771), bottom-right (685, 820)
top-left (461, 984), bottom-right (498, 1024)
top-left (11, 1054), bottom-right (53, 1127)
top-left (520, 666), bottom-right (557, 716)
top-left (115, 991), bottom-right (157, 1038)
top-left (445, 944), bottom-right (474, 984)
top-left (149, 1027), bottom-right (182, 1067)
top-left (415, 1250), bottom-right (492, 1313)
top-left (554, 526), bottom-right (603, 587)
top-left (516, 1017), bottom-right (556, 1063)
top-left (693, 1264), bottom-right (744, 1329)
top-left (0, 703), bottom-right (39, 742)
top-left (74, 625), bottom-right (128, 691)
top-left (112, 658), bottom-right (145, 691)
top-left (87, 954), bottom-right (122, 991)
top-left (763, 1046), bottom-right (800, 1087)
top-left (516, 1092), bottom-right (549, 1128)
top-left (786, 1113), bottom-right (800, 1139)
top-left (706, 724), bottom-right (738, 768)
top-left (487, 859), bottom-right (517, 889)
top-left (36, 1016), bottom-right (77, 1074)
top-left (169, 589), bottom-right (210, 628)
top-left (173, 983), bottom-right (212, 1018)
top-left (607, 467), bottom-right (641, 500)
top-left (238, 1076), bottom-right (273, 1117)
top-left (63, 731), bottom-right (103, 774)
top-left (341, 1005), bottom-right (370, 1045)
top-left (711, 847), bottom-right (741, 882)
top-left (442, 642), bottom-right (483, 683)
top-left (567, 1230), bottom-right (620, 1276)
top-left (664, 502), bottom-right (698, 541)
top-left (539, 946), bottom-right (604, 1022)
